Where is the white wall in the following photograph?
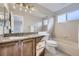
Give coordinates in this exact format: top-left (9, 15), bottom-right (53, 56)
top-left (54, 6), bottom-right (79, 55)
top-left (23, 14), bottom-right (42, 32)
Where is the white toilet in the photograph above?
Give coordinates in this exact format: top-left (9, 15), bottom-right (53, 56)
top-left (44, 39), bottom-right (57, 56)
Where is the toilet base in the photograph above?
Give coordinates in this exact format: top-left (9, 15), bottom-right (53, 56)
top-left (44, 44), bottom-right (57, 56)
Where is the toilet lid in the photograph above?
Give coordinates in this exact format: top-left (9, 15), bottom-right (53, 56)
top-left (46, 40), bottom-right (57, 45)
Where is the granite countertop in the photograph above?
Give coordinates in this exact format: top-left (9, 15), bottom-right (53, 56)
top-left (0, 34), bottom-right (44, 44)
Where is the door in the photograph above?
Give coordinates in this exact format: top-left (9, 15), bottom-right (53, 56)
top-left (21, 39), bottom-right (35, 56)
top-left (0, 41), bottom-right (19, 56)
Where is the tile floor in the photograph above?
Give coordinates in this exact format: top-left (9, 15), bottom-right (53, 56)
top-left (44, 45), bottom-right (68, 56)
top-left (44, 49), bottom-right (68, 56)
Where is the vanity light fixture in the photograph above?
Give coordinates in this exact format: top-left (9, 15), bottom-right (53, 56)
top-left (13, 3), bottom-right (35, 13)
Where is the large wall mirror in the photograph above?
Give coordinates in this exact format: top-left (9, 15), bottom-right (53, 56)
top-left (0, 3), bottom-right (9, 36)
top-left (11, 14), bottom-right (23, 33)
top-left (0, 3), bottom-right (54, 36)
top-left (0, 4), bottom-right (4, 35)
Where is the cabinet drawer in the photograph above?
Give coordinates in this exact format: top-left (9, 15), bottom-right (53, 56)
top-left (36, 48), bottom-right (45, 56)
top-left (36, 36), bottom-right (44, 43)
top-left (36, 40), bottom-right (45, 50)
top-left (36, 37), bottom-right (41, 43)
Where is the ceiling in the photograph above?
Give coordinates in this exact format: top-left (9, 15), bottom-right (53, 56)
top-left (8, 3), bottom-right (54, 18)
top-left (38, 3), bottom-right (71, 12)
top-left (7, 3), bottom-right (71, 18)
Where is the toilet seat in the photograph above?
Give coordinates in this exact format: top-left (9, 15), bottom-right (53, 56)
top-left (46, 40), bottom-right (57, 47)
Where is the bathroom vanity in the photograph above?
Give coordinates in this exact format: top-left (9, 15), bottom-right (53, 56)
top-left (0, 34), bottom-right (44, 56)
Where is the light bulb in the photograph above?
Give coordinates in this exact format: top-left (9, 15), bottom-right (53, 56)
top-left (20, 3), bottom-right (23, 7)
top-left (26, 6), bottom-right (28, 9)
top-left (29, 11), bottom-right (32, 13)
top-left (20, 7), bottom-right (22, 11)
top-left (25, 9), bottom-right (27, 12)
top-left (31, 7), bottom-right (35, 11)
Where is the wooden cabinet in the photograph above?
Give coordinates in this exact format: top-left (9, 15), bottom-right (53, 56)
top-left (0, 36), bottom-right (44, 56)
top-left (0, 39), bottom-right (36, 56)
top-left (21, 39), bottom-right (35, 56)
top-left (0, 41), bottom-right (19, 56)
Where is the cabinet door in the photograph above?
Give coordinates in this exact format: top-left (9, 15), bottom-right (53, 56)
top-left (0, 41), bottom-right (19, 56)
top-left (21, 39), bottom-right (35, 56)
